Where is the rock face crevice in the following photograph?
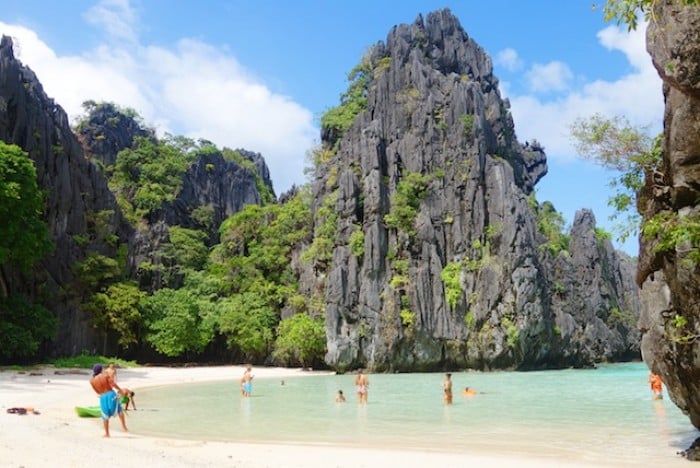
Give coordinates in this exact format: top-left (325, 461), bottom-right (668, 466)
top-left (641, 0), bottom-right (700, 435)
top-left (311, 10), bottom-right (640, 372)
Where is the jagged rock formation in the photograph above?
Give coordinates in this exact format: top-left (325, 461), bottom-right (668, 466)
top-left (76, 102), bottom-right (152, 167)
top-left (76, 103), bottom-right (275, 293)
top-left (0, 35), bottom-right (274, 354)
top-left (312, 10), bottom-right (641, 372)
top-left (549, 210), bottom-right (640, 364)
top-left (134, 149), bottom-right (273, 290)
top-left (640, 0), bottom-right (700, 439)
top-left (0, 36), bottom-right (130, 354)
top-left (167, 148), bottom-right (273, 233)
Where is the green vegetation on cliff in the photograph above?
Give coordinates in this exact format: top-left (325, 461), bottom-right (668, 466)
top-left (572, 113), bottom-right (699, 264)
top-left (0, 142), bottom-right (52, 269)
top-left (0, 142), bottom-right (56, 361)
top-left (602, 0), bottom-right (699, 30)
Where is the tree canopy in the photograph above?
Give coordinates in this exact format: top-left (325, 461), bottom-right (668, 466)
top-left (570, 114), bottom-right (660, 242)
top-left (0, 141), bottom-right (52, 269)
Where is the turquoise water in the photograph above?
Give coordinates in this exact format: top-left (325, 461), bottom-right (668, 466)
top-left (133, 362), bottom-right (697, 465)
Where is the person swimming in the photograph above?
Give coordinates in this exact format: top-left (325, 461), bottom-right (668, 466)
top-left (462, 386), bottom-right (478, 396)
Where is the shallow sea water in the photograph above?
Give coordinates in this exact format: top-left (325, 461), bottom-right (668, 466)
top-left (132, 362), bottom-right (698, 466)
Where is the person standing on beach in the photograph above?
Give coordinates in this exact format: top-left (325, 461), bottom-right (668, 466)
top-left (443, 373), bottom-right (453, 405)
top-left (242, 365), bottom-right (254, 398)
top-left (354, 369), bottom-right (369, 404)
top-left (89, 365), bottom-right (128, 437)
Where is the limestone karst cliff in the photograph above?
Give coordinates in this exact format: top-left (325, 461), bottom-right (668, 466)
top-left (0, 36), bottom-right (130, 354)
top-left (0, 36), bottom-right (273, 356)
top-left (639, 0), bottom-right (700, 442)
top-left (310, 10), bottom-right (641, 371)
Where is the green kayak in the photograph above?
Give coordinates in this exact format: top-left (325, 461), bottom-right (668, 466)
top-left (75, 406), bottom-right (101, 418)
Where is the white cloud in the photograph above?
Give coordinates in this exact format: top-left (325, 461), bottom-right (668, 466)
top-left (505, 21), bottom-right (662, 161)
top-left (495, 48), bottom-right (523, 72)
top-left (0, 1), bottom-right (316, 195)
top-left (525, 61), bottom-right (574, 93)
top-left (83, 0), bottom-right (139, 44)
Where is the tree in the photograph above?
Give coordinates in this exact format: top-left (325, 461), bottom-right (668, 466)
top-left (570, 113), bottom-right (660, 242)
top-left (601, 0), bottom-right (699, 31)
top-left (0, 141), bottom-right (52, 270)
top-left (535, 200), bottom-right (571, 254)
top-left (216, 292), bottom-right (277, 360)
top-left (0, 294), bottom-right (57, 361)
top-left (273, 313), bottom-right (326, 367)
top-left (85, 281), bottom-right (145, 350)
top-left (320, 53), bottom-right (373, 148)
top-left (141, 288), bottom-right (213, 357)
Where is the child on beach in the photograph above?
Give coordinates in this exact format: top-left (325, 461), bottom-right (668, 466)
top-left (120, 389), bottom-right (136, 411)
top-left (336, 390), bottom-right (346, 402)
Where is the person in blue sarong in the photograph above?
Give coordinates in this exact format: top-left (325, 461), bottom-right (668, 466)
top-left (242, 365), bottom-right (254, 398)
top-left (90, 365), bottom-right (128, 437)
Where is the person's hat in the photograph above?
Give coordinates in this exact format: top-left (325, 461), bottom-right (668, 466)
top-left (92, 364), bottom-right (103, 377)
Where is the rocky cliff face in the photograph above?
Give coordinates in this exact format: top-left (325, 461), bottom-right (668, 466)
top-left (76, 103), bottom-right (275, 292)
top-left (0, 36), bottom-right (130, 354)
top-left (0, 35), bottom-right (274, 353)
top-left (168, 149), bottom-right (273, 233)
top-left (133, 149), bottom-right (273, 290)
top-left (76, 102), bottom-right (152, 167)
top-left (312, 10), bottom-right (641, 371)
top-left (641, 0), bottom-right (700, 436)
top-left (549, 210), bottom-right (640, 365)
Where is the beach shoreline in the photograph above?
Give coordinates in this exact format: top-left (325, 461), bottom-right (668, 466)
top-left (0, 365), bottom-right (684, 468)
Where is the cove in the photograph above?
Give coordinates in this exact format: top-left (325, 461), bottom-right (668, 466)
top-left (132, 362), bottom-right (697, 466)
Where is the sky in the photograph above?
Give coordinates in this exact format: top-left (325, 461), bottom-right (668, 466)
top-left (0, 1), bottom-right (664, 256)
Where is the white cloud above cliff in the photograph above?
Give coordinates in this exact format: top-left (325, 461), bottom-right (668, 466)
top-left (495, 48), bottom-right (523, 72)
top-left (83, 0), bottom-right (139, 44)
top-left (0, 0), bottom-right (316, 195)
top-left (502, 21), bottom-right (662, 160)
top-left (525, 61), bottom-right (574, 93)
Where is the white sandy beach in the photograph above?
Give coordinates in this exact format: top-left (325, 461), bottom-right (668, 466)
top-left (0, 365), bottom-right (686, 468)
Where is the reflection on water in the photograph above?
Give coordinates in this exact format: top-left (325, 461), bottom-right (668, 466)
top-left (132, 363), bottom-right (697, 465)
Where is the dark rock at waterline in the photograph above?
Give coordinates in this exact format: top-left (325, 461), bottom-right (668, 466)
top-left (679, 437), bottom-right (700, 461)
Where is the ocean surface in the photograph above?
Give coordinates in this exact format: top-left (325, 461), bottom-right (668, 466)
top-left (132, 362), bottom-right (698, 466)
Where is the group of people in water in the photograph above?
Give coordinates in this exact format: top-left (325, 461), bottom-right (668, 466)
top-left (442, 373), bottom-right (478, 405)
top-left (241, 367), bottom-right (662, 407)
top-left (240, 367), bottom-right (474, 405)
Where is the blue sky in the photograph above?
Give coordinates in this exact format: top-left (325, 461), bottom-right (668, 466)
top-left (0, 1), bottom-right (663, 255)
